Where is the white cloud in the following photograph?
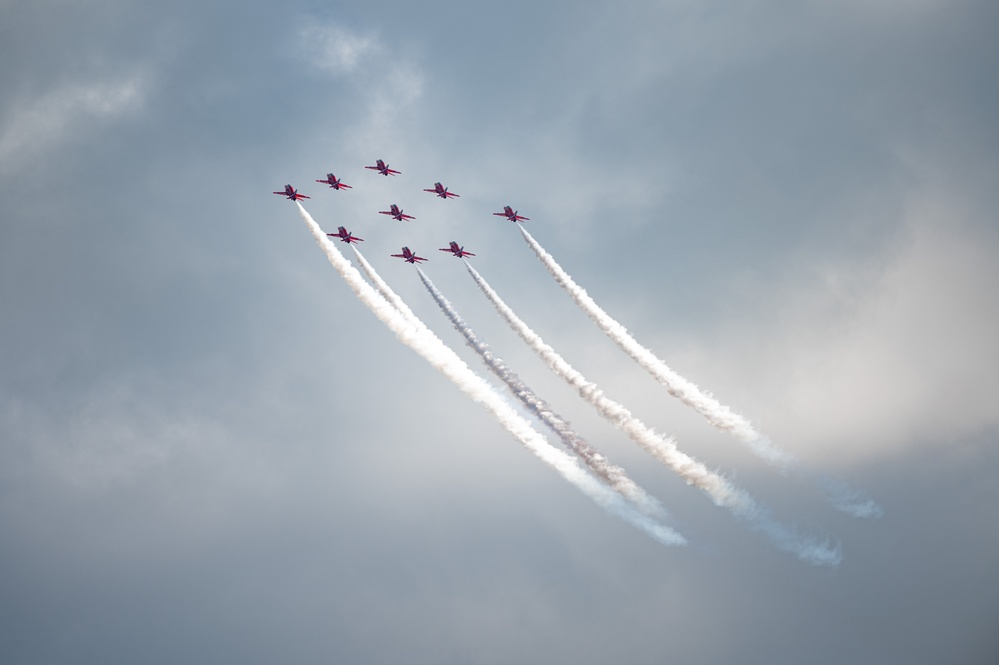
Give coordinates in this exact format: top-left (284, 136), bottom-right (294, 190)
top-left (292, 19), bottom-right (425, 168)
top-left (597, 171), bottom-right (999, 473)
top-left (2, 387), bottom-right (192, 494)
top-left (298, 23), bottom-right (379, 75)
top-left (805, 212), bottom-right (997, 455)
top-left (716, 195), bottom-right (999, 467)
top-left (0, 72), bottom-right (148, 166)
top-left (352, 61), bottom-right (424, 148)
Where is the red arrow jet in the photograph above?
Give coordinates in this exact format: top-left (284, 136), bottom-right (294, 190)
top-left (327, 226), bottom-right (363, 244)
top-left (379, 204), bottom-right (415, 221)
top-left (493, 205), bottom-right (529, 222)
top-left (365, 159), bottom-right (401, 176)
top-left (424, 182), bottom-right (460, 199)
top-left (273, 184), bottom-right (310, 201)
top-left (391, 247), bottom-right (428, 263)
top-left (316, 173), bottom-right (352, 190)
top-left (439, 241), bottom-right (475, 258)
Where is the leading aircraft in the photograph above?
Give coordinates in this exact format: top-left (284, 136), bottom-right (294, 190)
top-left (316, 173), bottom-right (352, 190)
top-left (424, 182), bottom-right (460, 199)
top-left (379, 204), bottom-right (416, 221)
top-left (365, 159), bottom-right (401, 176)
top-left (391, 247), bottom-right (428, 263)
top-left (439, 241), bottom-right (475, 258)
top-left (493, 205), bottom-right (529, 222)
top-left (273, 184), bottom-right (310, 201)
top-left (327, 226), bottom-right (363, 244)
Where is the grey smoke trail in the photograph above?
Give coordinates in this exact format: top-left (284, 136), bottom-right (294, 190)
top-left (465, 261), bottom-right (844, 565)
top-left (415, 266), bottom-right (668, 522)
top-left (293, 203), bottom-right (686, 547)
top-left (519, 226), bottom-right (880, 520)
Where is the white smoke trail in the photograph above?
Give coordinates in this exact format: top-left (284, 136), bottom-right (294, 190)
top-left (351, 245), bottom-right (421, 326)
top-left (520, 226), bottom-right (787, 464)
top-left (354, 243), bottom-right (673, 522)
top-left (519, 226), bottom-right (880, 519)
top-left (294, 202), bottom-right (686, 547)
top-left (465, 261), bottom-right (843, 565)
top-left (415, 266), bottom-right (668, 521)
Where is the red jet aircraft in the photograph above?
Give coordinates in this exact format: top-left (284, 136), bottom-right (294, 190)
top-left (327, 226), bottom-right (363, 244)
top-left (379, 204), bottom-right (415, 221)
top-left (365, 159), bottom-right (401, 176)
top-left (273, 184), bottom-right (310, 201)
top-left (493, 205), bottom-right (529, 222)
top-left (391, 247), bottom-right (428, 263)
top-left (316, 173), bottom-right (352, 190)
top-left (424, 182), bottom-right (460, 199)
top-left (439, 241), bottom-right (475, 258)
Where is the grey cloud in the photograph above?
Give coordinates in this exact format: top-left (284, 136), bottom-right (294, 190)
top-left (2, 1), bottom-right (998, 663)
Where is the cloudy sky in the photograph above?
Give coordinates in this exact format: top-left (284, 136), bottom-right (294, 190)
top-left (2, 0), bottom-right (998, 662)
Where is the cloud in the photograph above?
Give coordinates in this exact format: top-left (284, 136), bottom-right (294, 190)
top-left (298, 23), bottom-right (379, 75)
top-left (695, 189), bottom-right (999, 468)
top-left (0, 71), bottom-right (149, 166)
top-left (793, 207), bottom-right (999, 460)
top-left (2, 380), bottom-right (208, 494)
top-left (290, 19), bottom-right (424, 159)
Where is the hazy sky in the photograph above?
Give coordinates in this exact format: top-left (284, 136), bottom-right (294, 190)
top-left (2, 1), bottom-right (998, 663)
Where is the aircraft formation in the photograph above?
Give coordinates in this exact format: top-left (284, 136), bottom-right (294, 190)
top-left (273, 157), bottom-right (530, 264)
top-left (274, 158), bottom-right (879, 566)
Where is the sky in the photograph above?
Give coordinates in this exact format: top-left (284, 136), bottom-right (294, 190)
top-left (2, 0), bottom-right (998, 662)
